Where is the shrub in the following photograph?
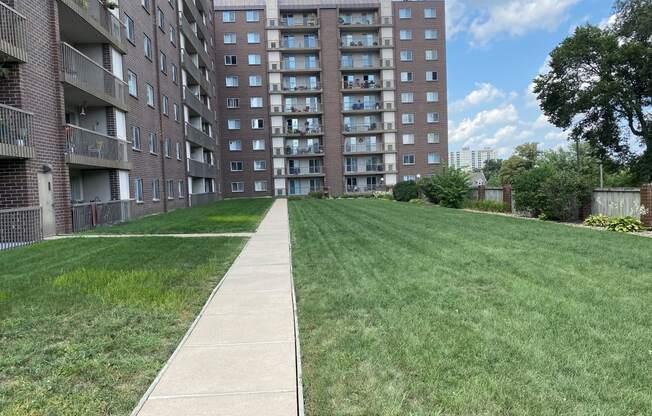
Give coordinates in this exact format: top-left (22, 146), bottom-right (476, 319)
top-left (606, 216), bottom-right (647, 233)
top-left (584, 214), bottom-right (610, 227)
top-left (308, 191), bottom-right (324, 199)
top-left (287, 196), bottom-right (303, 201)
top-left (393, 181), bottom-right (418, 202)
top-left (420, 169), bottom-right (469, 209)
top-left (464, 199), bottom-right (508, 213)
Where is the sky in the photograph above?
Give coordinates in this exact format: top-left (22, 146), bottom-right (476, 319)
top-left (445, 0), bottom-right (615, 159)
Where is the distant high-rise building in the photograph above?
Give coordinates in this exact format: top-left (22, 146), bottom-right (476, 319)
top-left (449, 147), bottom-right (496, 171)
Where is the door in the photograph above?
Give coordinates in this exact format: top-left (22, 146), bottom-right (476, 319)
top-left (37, 171), bottom-right (56, 237)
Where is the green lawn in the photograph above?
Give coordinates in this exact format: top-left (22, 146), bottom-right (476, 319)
top-left (0, 237), bottom-right (245, 415)
top-left (93, 198), bottom-right (273, 234)
top-left (289, 199), bottom-right (652, 416)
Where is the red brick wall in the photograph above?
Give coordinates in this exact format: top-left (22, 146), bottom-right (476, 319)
top-left (503, 185), bottom-right (512, 213)
top-left (641, 184), bottom-right (652, 227)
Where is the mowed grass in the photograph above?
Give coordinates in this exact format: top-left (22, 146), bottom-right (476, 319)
top-left (0, 237), bottom-right (245, 415)
top-left (289, 199), bottom-right (652, 416)
top-left (93, 198), bottom-right (273, 234)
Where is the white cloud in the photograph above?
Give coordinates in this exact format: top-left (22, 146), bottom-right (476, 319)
top-left (450, 104), bottom-right (519, 143)
top-left (451, 83), bottom-right (507, 112)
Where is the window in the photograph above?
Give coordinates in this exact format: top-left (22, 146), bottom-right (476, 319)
top-left (247, 32), bottom-right (261, 44)
top-left (144, 34), bottom-right (152, 60)
top-left (252, 139), bottom-right (265, 150)
top-left (141, 0), bottom-right (150, 11)
top-left (127, 70), bottom-right (138, 96)
top-left (157, 8), bottom-right (165, 30)
top-left (229, 140), bottom-right (242, 151)
top-left (148, 133), bottom-right (157, 153)
top-left (401, 92), bottom-right (414, 103)
top-left (400, 72), bottom-right (413, 82)
top-left (169, 25), bottom-right (176, 44)
top-left (135, 179), bottom-right (144, 202)
top-left (227, 119), bottom-right (241, 130)
top-left (131, 126), bottom-right (141, 150)
top-left (250, 97), bottom-right (263, 108)
top-left (402, 134), bottom-right (415, 144)
top-left (428, 152), bottom-right (441, 164)
top-left (248, 54), bottom-right (261, 65)
top-left (224, 33), bottom-right (236, 44)
top-left (424, 8), bottom-right (437, 18)
top-left (176, 142), bottom-right (182, 159)
top-left (400, 50), bottom-right (413, 61)
top-left (254, 160), bottom-right (266, 171)
top-left (223, 11), bottom-right (236, 22)
top-left (246, 10), bottom-right (259, 22)
top-left (164, 137), bottom-right (171, 157)
top-left (173, 103), bottom-right (180, 121)
top-left (251, 119), bottom-right (264, 129)
top-left (425, 29), bottom-right (438, 40)
top-left (146, 84), bottom-right (155, 107)
top-left (403, 154), bottom-right (415, 165)
top-left (152, 179), bottom-right (160, 200)
top-left (425, 49), bottom-right (438, 61)
top-left (160, 51), bottom-right (167, 73)
top-left (254, 181), bottom-right (267, 192)
top-left (171, 64), bottom-right (178, 83)
top-left (230, 161), bottom-right (244, 171)
top-left (426, 92), bottom-right (439, 102)
top-left (162, 95), bottom-right (169, 115)
top-left (402, 113), bottom-right (415, 124)
top-left (426, 71), bottom-right (439, 81)
top-left (399, 8), bottom-right (412, 19)
top-left (225, 75), bottom-right (239, 87)
top-left (403, 175), bottom-right (416, 182)
top-left (231, 182), bottom-right (244, 193)
top-left (124, 14), bottom-right (135, 44)
top-left (167, 179), bottom-right (174, 199)
top-left (399, 30), bottom-right (412, 40)
top-left (249, 75), bottom-right (262, 86)
top-left (226, 98), bottom-right (240, 108)
top-left (427, 112), bottom-right (440, 123)
top-left (224, 55), bottom-right (237, 65)
top-left (178, 180), bottom-right (184, 198)
top-left (427, 132), bottom-right (440, 144)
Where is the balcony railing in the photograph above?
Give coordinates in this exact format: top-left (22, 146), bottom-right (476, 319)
top-left (60, 42), bottom-right (128, 110)
top-left (180, 13), bottom-right (210, 66)
top-left (340, 59), bottom-right (394, 70)
top-left (271, 104), bottom-right (321, 114)
top-left (0, 207), bottom-right (42, 250)
top-left (71, 200), bottom-right (132, 233)
top-left (183, 87), bottom-right (213, 121)
top-left (0, 2), bottom-right (28, 62)
top-left (270, 83), bottom-right (322, 93)
top-left (338, 15), bottom-right (378, 25)
top-left (340, 38), bottom-right (393, 48)
top-left (274, 126), bottom-right (323, 136)
top-left (342, 79), bottom-right (395, 90)
top-left (344, 143), bottom-right (384, 153)
top-left (59, 0), bottom-right (126, 51)
top-left (65, 124), bottom-right (130, 168)
top-left (269, 40), bottom-right (319, 49)
top-left (181, 48), bottom-right (202, 85)
top-left (288, 184), bottom-right (324, 196)
top-left (188, 158), bottom-right (216, 178)
top-left (343, 122), bottom-right (394, 133)
top-left (274, 145), bottom-right (323, 156)
top-left (185, 123), bottom-right (216, 150)
top-left (267, 16), bottom-right (319, 28)
top-left (286, 166), bottom-right (324, 176)
top-left (269, 61), bottom-right (321, 71)
top-left (343, 101), bottom-right (395, 111)
top-left (344, 163), bottom-right (395, 174)
top-left (346, 184), bottom-right (387, 193)
top-left (0, 104), bottom-right (34, 159)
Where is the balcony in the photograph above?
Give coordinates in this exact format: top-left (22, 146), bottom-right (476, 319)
top-left (272, 126), bottom-right (323, 137)
top-left (345, 184), bottom-right (387, 193)
top-left (267, 16), bottom-right (319, 30)
top-left (342, 122), bottom-right (395, 134)
top-left (269, 82), bottom-right (322, 94)
top-left (0, 104), bottom-right (34, 159)
top-left (269, 61), bottom-right (321, 73)
top-left (268, 39), bottom-right (319, 52)
top-left (0, 2), bottom-right (28, 63)
top-left (188, 159), bottom-right (216, 178)
top-left (342, 101), bottom-right (395, 113)
top-left (60, 42), bottom-right (128, 111)
top-left (340, 58), bottom-right (394, 71)
top-left (273, 145), bottom-right (324, 157)
top-left (57, 0), bottom-right (126, 53)
top-left (183, 87), bottom-right (213, 122)
top-left (344, 163), bottom-right (395, 175)
top-left (181, 0), bottom-right (212, 42)
top-left (287, 183), bottom-right (324, 196)
top-left (338, 15), bottom-right (393, 28)
top-left (185, 123), bottom-right (216, 150)
top-left (181, 48), bottom-right (202, 85)
top-left (270, 104), bottom-right (322, 115)
top-left (276, 166), bottom-right (325, 177)
top-left (344, 142), bottom-right (396, 155)
top-left (180, 13), bottom-right (210, 67)
top-left (342, 79), bottom-right (395, 91)
top-left (65, 124), bottom-right (131, 170)
top-left (340, 38), bottom-right (393, 50)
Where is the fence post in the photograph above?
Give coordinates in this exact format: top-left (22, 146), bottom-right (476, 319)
top-left (502, 185), bottom-right (513, 213)
top-left (477, 185), bottom-right (486, 201)
top-left (641, 184), bottom-right (652, 227)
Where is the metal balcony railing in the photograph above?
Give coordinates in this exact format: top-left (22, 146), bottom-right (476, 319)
top-left (71, 200), bottom-right (132, 232)
top-left (275, 125), bottom-right (323, 135)
top-left (0, 2), bottom-right (28, 62)
top-left (344, 163), bottom-right (394, 173)
top-left (271, 104), bottom-right (321, 114)
top-left (270, 82), bottom-right (322, 93)
top-left (60, 42), bottom-right (128, 110)
top-left (0, 207), bottom-right (43, 250)
top-left (343, 122), bottom-right (394, 133)
top-left (269, 39), bottom-right (319, 49)
top-left (0, 104), bottom-right (34, 158)
top-left (65, 124), bottom-right (128, 165)
top-left (274, 145), bottom-right (323, 156)
top-left (340, 59), bottom-right (394, 70)
top-left (344, 143), bottom-right (384, 153)
top-left (269, 60), bottom-right (321, 71)
top-left (338, 15), bottom-right (378, 25)
top-left (60, 0), bottom-right (125, 50)
top-left (267, 16), bottom-right (319, 28)
top-left (288, 184), bottom-right (324, 196)
top-left (340, 38), bottom-right (393, 48)
top-left (287, 166), bottom-right (324, 176)
top-left (346, 184), bottom-right (387, 193)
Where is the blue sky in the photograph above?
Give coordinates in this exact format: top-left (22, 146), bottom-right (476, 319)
top-left (446, 0), bottom-right (615, 158)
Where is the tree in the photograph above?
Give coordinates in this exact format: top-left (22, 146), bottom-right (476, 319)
top-left (482, 159), bottom-right (503, 184)
top-left (420, 168), bottom-right (469, 208)
top-left (533, 0), bottom-right (652, 181)
top-left (498, 143), bottom-right (540, 184)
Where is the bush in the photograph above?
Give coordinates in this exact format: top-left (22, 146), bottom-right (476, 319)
top-left (287, 196), bottom-right (303, 201)
top-left (464, 199), bottom-right (508, 213)
top-left (584, 214), bottom-right (611, 227)
top-left (308, 191), bottom-right (324, 199)
top-left (606, 216), bottom-right (647, 233)
top-left (393, 181), bottom-right (418, 202)
top-left (420, 169), bottom-right (470, 209)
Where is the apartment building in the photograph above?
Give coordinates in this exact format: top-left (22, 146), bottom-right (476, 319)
top-left (0, 0), bottom-right (218, 236)
top-left (214, 0), bottom-right (448, 197)
top-left (449, 147), bottom-right (496, 171)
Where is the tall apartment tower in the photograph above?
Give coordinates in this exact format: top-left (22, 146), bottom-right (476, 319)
top-left (214, 0), bottom-right (448, 197)
top-left (449, 147), bottom-right (496, 171)
top-left (0, 0), bottom-right (219, 236)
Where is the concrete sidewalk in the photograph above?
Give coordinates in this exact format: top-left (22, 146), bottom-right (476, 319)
top-left (133, 199), bottom-right (300, 416)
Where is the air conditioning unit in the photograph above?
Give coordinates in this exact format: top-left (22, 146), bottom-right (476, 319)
top-left (276, 168), bottom-right (284, 176)
top-left (271, 63), bottom-right (279, 70)
top-left (274, 127), bottom-right (282, 134)
top-left (271, 84), bottom-right (279, 92)
top-left (383, 38), bottom-right (391, 47)
top-left (271, 41), bottom-right (277, 49)
top-left (273, 105), bottom-right (282, 113)
top-left (385, 102), bottom-right (393, 110)
top-left (384, 80), bottom-right (392, 88)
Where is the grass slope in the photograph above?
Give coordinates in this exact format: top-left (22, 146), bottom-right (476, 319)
top-left (289, 199), bottom-right (652, 416)
top-left (92, 198), bottom-right (273, 234)
top-left (0, 237), bottom-right (245, 415)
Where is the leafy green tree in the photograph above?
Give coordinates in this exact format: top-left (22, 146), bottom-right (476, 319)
top-left (498, 143), bottom-right (540, 184)
top-left (421, 168), bottom-right (470, 209)
top-left (482, 159), bottom-right (503, 184)
top-left (533, 0), bottom-right (652, 181)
